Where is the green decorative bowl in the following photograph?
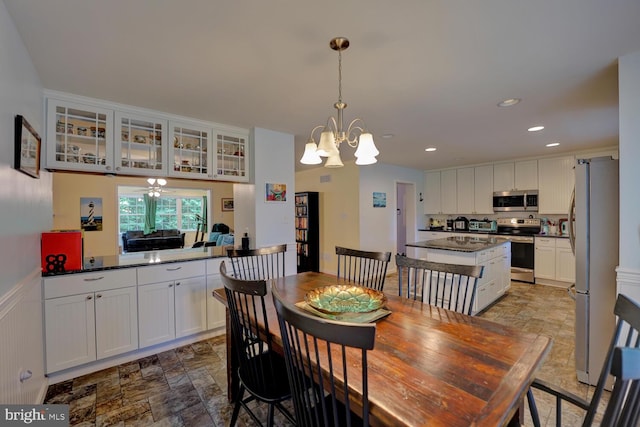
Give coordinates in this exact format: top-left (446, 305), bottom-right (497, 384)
top-left (305, 285), bottom-right (386, 314)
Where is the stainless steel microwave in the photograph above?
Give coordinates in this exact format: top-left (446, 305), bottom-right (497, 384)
top-left (493, 190), bottom-right (538, 212)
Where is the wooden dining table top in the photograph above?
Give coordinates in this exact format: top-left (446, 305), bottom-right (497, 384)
top-left (213, 271), bottom-right (552, 427)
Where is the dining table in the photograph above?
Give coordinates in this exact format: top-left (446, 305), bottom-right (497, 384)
top-left (212, 271), bottom-right (552, 427)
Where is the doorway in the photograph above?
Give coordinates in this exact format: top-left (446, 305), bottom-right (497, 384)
top-left (396, 182), bottom-right (415, 255)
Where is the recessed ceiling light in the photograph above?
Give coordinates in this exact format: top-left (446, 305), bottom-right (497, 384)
top-left (382, 133), bottom-right (394, 139)
top-left (546, 142), bottom-right (560, 147)
top-left (528, 125), bottom-right (545, 132)
top-left (497, 98), bottom-right (521, 107)
top-left (425, 147), bottom-right (437, 152)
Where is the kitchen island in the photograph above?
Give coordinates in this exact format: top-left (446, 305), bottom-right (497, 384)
top-left (42, 246), bottom-right (230, 382)
top-left (406, 236), bottom-right (511, 314)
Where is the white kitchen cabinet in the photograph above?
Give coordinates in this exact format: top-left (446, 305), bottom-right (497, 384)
top-left (46, 98), bottom-right (115, 173)
top-left (501, 252), bottom-right (511, 292)
top-left (456, 167), bottom-right (475, 214)
top-left (494, 160), bottom-right (538, 191)
top-left (424, 171), bottom-right (442, 214)
top-left (175, 276), bottom-right (208, 338)
top-left (138, 281), bottom-right (177, 348)
top-left (535, 236), bottom-right (574, 285)
top-left (538, 156), bottom-right (575, 214)
top-left (440, 169), bottom-right (457, 214)
top-left (214, 129), bottom-right (249, 182)
top-left (43, 269), bottom-right (138, 373)
top-left (45, 293), bottom-right (97, 373)
top-left (114, 111), bottom-right (167, 177)
top-left (206, 258), bottom-right (226, 330)
top-left (474, 165), bottom-right (494, 214)
top-left (168, 120), bottom-right (212, 180)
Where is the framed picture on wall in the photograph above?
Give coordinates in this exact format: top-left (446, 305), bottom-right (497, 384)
top-left (373, 192), bottom-right (387, 208)
top-left (14, 115), bottom-right (41, 179)
top-left (265, 183), bottom-right (287, 202)
top-left (221, 198), bottom-right (234, 211)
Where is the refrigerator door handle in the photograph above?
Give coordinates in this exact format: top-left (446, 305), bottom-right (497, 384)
top-left (567, 284), bottom-right (576, 300)
top-left (568, 187), bottom-right (576, 255)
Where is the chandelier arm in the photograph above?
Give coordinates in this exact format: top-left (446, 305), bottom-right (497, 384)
top-left (345, 118), bottom-right (367, 147)
top-left (308, 125), bottom-right (326, 141)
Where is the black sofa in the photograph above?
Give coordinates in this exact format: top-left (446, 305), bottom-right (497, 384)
top-left (122, 229), bottom-right (185, 252)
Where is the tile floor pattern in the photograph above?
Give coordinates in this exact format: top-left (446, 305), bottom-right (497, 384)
top-left (44, 280), bottom-right (609, 426)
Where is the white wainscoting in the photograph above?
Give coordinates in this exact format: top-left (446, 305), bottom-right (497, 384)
top-left (0, 270), bottom-right (47, 404)
top-left (616, 267), bottom-right (640, 305)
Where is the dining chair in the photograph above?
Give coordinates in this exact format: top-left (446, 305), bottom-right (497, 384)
top-left (272, 285), bottom-right (376, 427)
top-left (395, 254), bottom-right (484, 315)
top-left (527, 293), bottom-right (640, 427)
top-left (220, 261), bottom-right (295, 427)
top-left (227, 243), bottom-right (287, 280)
top-left (335, 246), bottom-right (391, 291)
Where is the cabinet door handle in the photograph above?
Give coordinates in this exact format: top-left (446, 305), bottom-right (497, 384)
top-left (168, 284), bottom-right (173, 288)
top-left (166, 266), bottom-right (182, 271)
top-left (86, 295), bottom-right (92, 300)
top-left (96, 294), bottom-right (102, 299)
top-left (176, 282), bottom-right (181, 286)
top-left (83, 276), bottom-right (105, 282)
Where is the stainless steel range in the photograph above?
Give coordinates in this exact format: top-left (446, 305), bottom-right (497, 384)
top-left (496, 218), bottom-right (541, 283)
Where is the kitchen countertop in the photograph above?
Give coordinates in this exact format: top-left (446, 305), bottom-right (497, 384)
top-left (42, 246), bottom-right (228, 277)
top-left (418, 228), bottom-right (569, 238)
top-left (406, 236), bottom-right (510, 252)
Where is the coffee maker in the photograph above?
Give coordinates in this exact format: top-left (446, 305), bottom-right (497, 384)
top-left (453, 216), bottom-right (469, 231)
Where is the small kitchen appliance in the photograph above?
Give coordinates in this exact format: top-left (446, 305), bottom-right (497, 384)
top-left (453, 216), bottom-right (469, 231)
top-left (468, 219), bottom-right (497, 233)
top-left (493, 190), bottom-right (539, 212)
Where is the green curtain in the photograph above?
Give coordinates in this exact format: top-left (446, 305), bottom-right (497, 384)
top-left (143, 194), bottom-right (158, 234)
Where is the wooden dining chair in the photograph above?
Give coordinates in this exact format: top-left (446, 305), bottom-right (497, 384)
top-left (272, 285), bottom-right (376, 427)
top-left (335, 246), bottom-right (391, 291)
top-left (527, 293), bottom-right (640, 427)
top-left (227, 243), bottom-right (287, 280)
top-left (220, 261), bottom-right (295, 427)
top-left (395, 254), bottom-right (484, 315)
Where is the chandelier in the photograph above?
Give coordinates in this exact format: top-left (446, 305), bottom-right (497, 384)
top-left (147, 178), bottom-right (166, 197)
top-left (300, 37), bottom-right (379, 168)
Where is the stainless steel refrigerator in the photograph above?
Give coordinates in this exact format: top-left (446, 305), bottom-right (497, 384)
top-left (568, 156), bottom-right (619, 386)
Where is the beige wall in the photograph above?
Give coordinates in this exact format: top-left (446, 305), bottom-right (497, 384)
top-left (52, 172), bottom-right (234, 256)
top-left (295, 162), bottom-right (360, 274)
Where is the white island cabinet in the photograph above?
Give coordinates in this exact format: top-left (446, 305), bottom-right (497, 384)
top-left (405, 237), bottom-right (511, 315)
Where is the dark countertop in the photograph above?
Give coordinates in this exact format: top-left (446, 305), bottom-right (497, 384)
top-left (42, 246), bottom-right (227, 277)
top-left (418, 228), bottom-right (569, 238)
top-left (406, 236), bottom-right (510, 253)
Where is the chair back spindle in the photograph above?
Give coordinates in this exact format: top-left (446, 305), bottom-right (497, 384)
top-left (335, 246), bottom-right (391, 291)
top-left (227, 243), bottom-right (287, 280)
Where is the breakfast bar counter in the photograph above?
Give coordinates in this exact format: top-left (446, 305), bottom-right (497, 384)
top-left (407, 235), bottom-right (510, 252)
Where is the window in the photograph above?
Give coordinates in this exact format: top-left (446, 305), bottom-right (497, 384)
top-left (118, 186), bottom-right (207, 233)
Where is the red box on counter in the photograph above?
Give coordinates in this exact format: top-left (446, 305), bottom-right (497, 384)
top-left (41, 230), bottom-right (84, 273)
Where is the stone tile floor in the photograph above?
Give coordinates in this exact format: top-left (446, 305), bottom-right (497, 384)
top-left (44, 281), bottom-right (608, 426)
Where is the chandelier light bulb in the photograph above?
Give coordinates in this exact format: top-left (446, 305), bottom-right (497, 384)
top-left (300, 141), bottom-right (322, 164)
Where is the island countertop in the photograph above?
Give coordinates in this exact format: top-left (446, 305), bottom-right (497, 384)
top-left (406, 236), bottom-right (509, 253)
top-left (42, 246), bottom-right (228, 277)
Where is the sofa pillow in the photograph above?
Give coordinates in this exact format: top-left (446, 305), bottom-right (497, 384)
top-left (218, 233), bottom-right (234, 246)
top-left (208, 232), bottom-right (222, 243)
top-left (162, 229), bottom-right (180, 237)
top-left (126, 230), bottom-right (144, 239)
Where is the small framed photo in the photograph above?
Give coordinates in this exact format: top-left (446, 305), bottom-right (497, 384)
top-left (373, 192), bottom-right (387, 208)
top-left (14, 115), bottom-right (41, 179)
top-left (221, 198), bottom-right (234, 211)
top-left (265, 183), bottom-right (287, 202)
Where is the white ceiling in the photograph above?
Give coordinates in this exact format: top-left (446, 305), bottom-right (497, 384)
top-left (5, 0), bottom-right (640, 171)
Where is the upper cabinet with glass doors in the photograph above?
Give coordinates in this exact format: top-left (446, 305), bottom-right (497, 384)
top-left (46, 99), bottom-right (115, 173)
top-left (215, 130), bottom-right (248, 182)
top-left (168, 121), bottom-right (211, 180)
top-left (114, 112), bottom-right (167, 177)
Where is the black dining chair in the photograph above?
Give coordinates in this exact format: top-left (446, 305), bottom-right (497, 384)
top-left (227, 243), bottom-right (287, 280)
top-left (527, 293), bottom-right (640, 427)
top-left (395, 254), bottom-right (484, 316)
top-left (272, 284), bottom-right (376, 427)
top-left (220, 261), bottom-right (295, 427)
top-left (335, 246), bottom-right (391, 291)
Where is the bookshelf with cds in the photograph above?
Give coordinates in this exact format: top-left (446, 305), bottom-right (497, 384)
top-left (295, 192), bottom-right (319, 273)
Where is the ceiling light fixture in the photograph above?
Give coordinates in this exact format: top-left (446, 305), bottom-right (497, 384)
top-left (546, 142), bottom-right (560, 147)
top-left (425, 147), bottom-right (437, 152)
top-left (147, 177), bottom-right (167, 198)
top-left (300, 37), bottom-right (379, 168)
top-left (497, 98), bottom-right (521, 107)
top-left (528, 125), bottom-right (545, 132)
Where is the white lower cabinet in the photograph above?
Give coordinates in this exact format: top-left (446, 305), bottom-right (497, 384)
top-left (175, 276), bottom-right (207, 338)
top-left (44, 275), bottom-right (138, 374)
top-left (535, 237), bottom-right (575, 284)
top-left (138, 281), bottom-right (177, 347)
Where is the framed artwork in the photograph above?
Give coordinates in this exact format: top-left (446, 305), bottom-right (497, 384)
top-left (14, 115), bottom-right (41, 178)
top-left (265, 183), bottom-right (287, 202)
top-left (80, 198), bottom-right (103, 231)
top-left (373, 192), bottom-right (387, 208)
top-left (221, 198), bottom-right (234, 211)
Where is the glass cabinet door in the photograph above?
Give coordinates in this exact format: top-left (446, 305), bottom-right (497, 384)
top-left (168, 122), bottom-right (212, 179)
top-left (114, 112), bottom-right (167, 176)
top-left (215, 131), bottom-right (248, 181)
top-left (46, 99), bottom-right (114, 172)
